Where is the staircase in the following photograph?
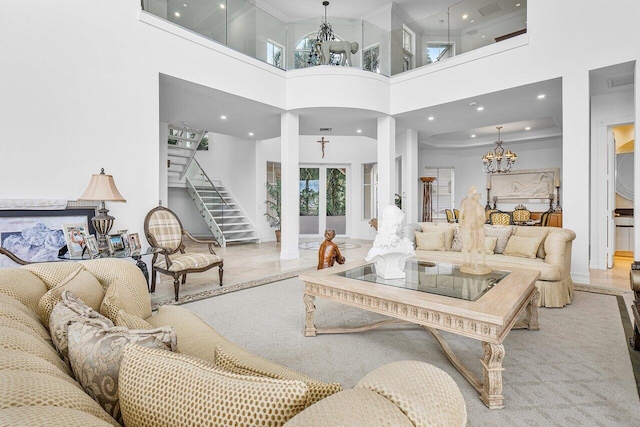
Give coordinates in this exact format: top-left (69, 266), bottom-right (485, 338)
top-left (167, 125), bottom-right (205, 187)
top-left (184, 159), bottom-right (261, 247)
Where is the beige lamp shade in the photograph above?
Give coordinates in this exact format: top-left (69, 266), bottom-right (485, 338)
top-left (78, 168), bottom-right (126, 202)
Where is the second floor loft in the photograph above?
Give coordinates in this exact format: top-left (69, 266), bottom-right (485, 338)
top-left (142, 0), bottom-right (527, 77)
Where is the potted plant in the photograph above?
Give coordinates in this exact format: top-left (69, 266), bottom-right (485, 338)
top-left (264, 179), bottom-right (282, 242)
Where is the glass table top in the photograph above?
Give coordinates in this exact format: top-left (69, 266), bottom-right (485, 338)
top-left (336, 259), bottom-right (509, 302)
top-left (59, 247), bottom-right (161, 261)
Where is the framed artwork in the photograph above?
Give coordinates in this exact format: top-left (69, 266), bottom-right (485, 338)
top-left (0, 206), bottom-right (97, 267)
top-left (108, 234), bottom-right (125, 254)
top-left (85, 235), bottom-right (100, 258)
top-left (488, 168), bottom-right (560, 201)
top-left (63, 223), bottom-right (89, 259)
top-left (128, 233), bottom-right (141, 252)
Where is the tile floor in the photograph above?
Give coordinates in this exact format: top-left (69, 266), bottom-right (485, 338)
top-left (149, 239), bottom-right (633, 304)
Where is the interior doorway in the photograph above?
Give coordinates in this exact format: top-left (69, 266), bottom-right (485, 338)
top-left (611, 123), bottom-right (635, 266)
top-left (299, 166), bottom-right (348, 236)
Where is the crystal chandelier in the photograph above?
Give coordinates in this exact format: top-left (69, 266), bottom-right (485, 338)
top-left (482, 126), bottom-right (517, 173)
top-left (308, 1), bottom-right (336, 66)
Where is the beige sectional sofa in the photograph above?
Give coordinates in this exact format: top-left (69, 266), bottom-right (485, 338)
top-left (410, 222), bottom-right (576, 308)
top-left (0, 258), bottom-right (467, 426)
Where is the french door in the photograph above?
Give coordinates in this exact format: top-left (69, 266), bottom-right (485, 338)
top-left (299, 166), bottom-right (347, 236)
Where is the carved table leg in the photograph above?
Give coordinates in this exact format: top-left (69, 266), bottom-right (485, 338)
top-left (523, 288), bottom-right (540, 331)
top-left (480, 342), bottom-right (505, 409)
top-left (132, 255), bottom-right (150, 290)
top-left (303, 294), bottom-right (317, 337)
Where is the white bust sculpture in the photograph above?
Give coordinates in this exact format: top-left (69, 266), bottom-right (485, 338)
top-left (365, 205), bottom-right (415, 279)
top-left (459, 186), bottom-right (491, 275)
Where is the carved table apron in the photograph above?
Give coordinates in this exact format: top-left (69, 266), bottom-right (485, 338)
top-left (300, 260), bottom-right (540, 410)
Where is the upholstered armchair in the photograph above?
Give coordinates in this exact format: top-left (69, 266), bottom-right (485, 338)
top-left (445, 209), bottom-right (456, 223)
top-left (144, 206), bottom-right (223, 301)
top-left (490, 211), bottom-right (513, 226)
top-left (453, 208), bottom-right (460, 222)
top-left (485, 209), bottom-right (499, 223)
top-left (512, 208), bottom-right (532, 223)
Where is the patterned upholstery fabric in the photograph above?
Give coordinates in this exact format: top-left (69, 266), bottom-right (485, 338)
top-left (485, 209), bottom-right (498, 223)
top-left (67, 320), bottom-right (177, 424)
top-left (80, 259), bottom-right (149, 294)
top-left (0, 326), bottom-right (71, 376)
top-left (100, 278), bottom-right (152, 323)
top-left (483, 225), bottom-right (515, 254)
top-left (146, 209), bottom-right (183, 251)
top-left (0, 370), bottom-right (119, 426)
top-left (503, 235), bottom-right (542, 259)
top-left (24, 263), bottom-right (85, 290)
top-left (445, 209), bottom-right (455, 223)
top-left (0, 297), bottom-right (51, 341)
top-left (0, 406), bottom-right (115, 427)
top-left (0, 348), bottom-right (79, 387)
top-left (0, 267), bottom-right (48, 313)
top-left (49, 291), bottom-right (114, 367)
top-left (453, 209), bottom-right (460, 221)
top-left (37, 268), bottom-right (105, 328)
top-left (490, 211), bottom-right (512, 226)
top-left (283, 388), bottom-right (414, 427)
top-left (512, 209), bottom-right (531, 222)
top-left (119, 345), bottom-right (309, 427)
top-left (115, 310), bottom-right (153, 330)
top-left (355, 361), bottom-right (467, 427)
top-left (154, 253), bottom-right (223, 272)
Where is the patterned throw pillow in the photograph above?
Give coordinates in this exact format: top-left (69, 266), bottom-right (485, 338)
top-left (38, 268), bottom-right (105, 328)
top-left (451, 231), bottom-right (497, 255)
top-left (503, 235), bottom-right (542, 259)
top-left (119, 345), bottom-right (309, 427)
top-left (415, 231), bottom-right (446, 251)
top-left (100, 278), bottom-right (152, 324)
top-left (483, 225), bottom-right (515, 254)
top-left (451, 229), bottom-right (463, 252)
top-left (49, 291), bottom-right (114, 367)
top-left (67, 320), bottom-right (177, 425)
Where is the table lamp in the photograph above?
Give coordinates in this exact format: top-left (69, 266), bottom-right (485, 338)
top-left (78, 168), bottom-right (126, 251)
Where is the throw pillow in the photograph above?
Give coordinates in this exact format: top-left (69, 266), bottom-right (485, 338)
top-left (415, 231), bottom-right (446, 251)
top-left (503, 235), bottom-right (542, 259)
top-left (214, 346), bottom-right (342, 407)
top-left (514, 227), bottom-right (550, 259)
top-left (67, 320), bottom-right (177, 425)
top-left (484, 236), bottom-right (498, 255)
top-left (115, 310), bottom-right (153, 330)
top-left (119, 345), bottom-right (309, 427)
top-left (49, 291), bottom-right (114, 367)
top-left (100, 278), bottom-right (152, 324)
top-left (37, 268), bottom-right (105, 328)
top-left (483, 225), bottom-right (515, 254)
top-left (451, 229), bottom-right (463, 252)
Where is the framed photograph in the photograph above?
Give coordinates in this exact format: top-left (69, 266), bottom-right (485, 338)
top-left (117, 230), bottom-right (129, 250)
top-left (0, 205), bottom-right (97, 267)
top-left (108, 234), bottom-right (125, 253)
top-left (85, 235), bottom-right (100, 258)
top-left (128, 232), bottom-right (141, 252)
top-left (62, 223), bottom-right (90, 259)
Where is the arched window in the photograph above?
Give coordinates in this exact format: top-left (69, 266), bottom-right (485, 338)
top-left (294, 33), bottom-right (343, 69)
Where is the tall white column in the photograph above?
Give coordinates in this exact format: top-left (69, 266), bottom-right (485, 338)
top-left (280, 112), bottom-right (300, 260)
top-left (377, 116), bottom-right (396, 215)
top-left (403, 129), bottom-right (419, 223)
top-left (563, 71), bottom-right (590, 283)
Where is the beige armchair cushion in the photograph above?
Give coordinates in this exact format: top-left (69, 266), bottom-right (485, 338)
top-left (0, 370), bottom-right (118, 426)
top-left (119, 345), bottom-right (309, 427)
top-left (67, 321), bottom-right (177, 425)
top-left (37, 268), bottom-right (105, 328)
top-left (100, 278), bottom-right (152, 323)
top-left (154, 253), bottom-right (223, 272)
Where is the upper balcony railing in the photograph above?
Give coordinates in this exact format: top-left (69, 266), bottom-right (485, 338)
top-left (141, 0), bottom-right (527, 77)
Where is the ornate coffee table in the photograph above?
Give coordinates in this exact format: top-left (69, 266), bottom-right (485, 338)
top-left (299, 258), bottom-right (540, 409)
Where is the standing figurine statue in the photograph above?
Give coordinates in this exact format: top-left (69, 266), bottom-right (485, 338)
top-left (365, 205), bottom-right (415, 279)
top-left (459, 186), bottom-right (491, 275)
top-left (317, 229), bottom-right (345, 270)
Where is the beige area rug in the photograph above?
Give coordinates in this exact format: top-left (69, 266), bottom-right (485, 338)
top-left (183, 278), bottom-right (640, 427)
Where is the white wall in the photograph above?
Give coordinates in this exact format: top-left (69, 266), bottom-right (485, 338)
top-left (255, 135), bottom-right (378, 241)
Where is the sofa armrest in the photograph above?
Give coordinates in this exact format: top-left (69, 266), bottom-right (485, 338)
top-left (543, 229), bottom-right (576, 277)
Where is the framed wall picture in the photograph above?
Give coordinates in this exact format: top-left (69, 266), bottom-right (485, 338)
top-left (62, 222), bottom-right (90, 259)
top-left (85, 235), bottom-right (100, 258)
top-left (0, 205), bottom-right (97, 267)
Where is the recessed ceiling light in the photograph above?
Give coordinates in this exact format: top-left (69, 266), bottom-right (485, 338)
top-left (174, 12), bottom-right (180, 17)
top-left (537, 94), bottom-right (546, 99)
top-left (183, 3), bottom-right (187, 7)
top-left (220, 115), bottom-right (227, 120)
top-left (220, 3), bottom-right (225, 8)
top-left (471, 134), bottom-right (476, 138)
top-left (481, 35), bottom-right (486, 38)
top-left (469, 102), bottom-right (477, 107)
top-left (248, 132), bottom-right (254, 136)
top-left (428, 116), bottom-right (435, 121)
top-left (516, 3), bottom-right (521, 6)
top-left (525, 127), bottom-right (531, 130)
top-left (356, 129), bottom-right (362, 133)
top-left (470, 19), bottom-right (474, 23)
top-left (477, 106), bottom-right (484, 111)
top-left (462, 14), bottom-right (468, 19)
